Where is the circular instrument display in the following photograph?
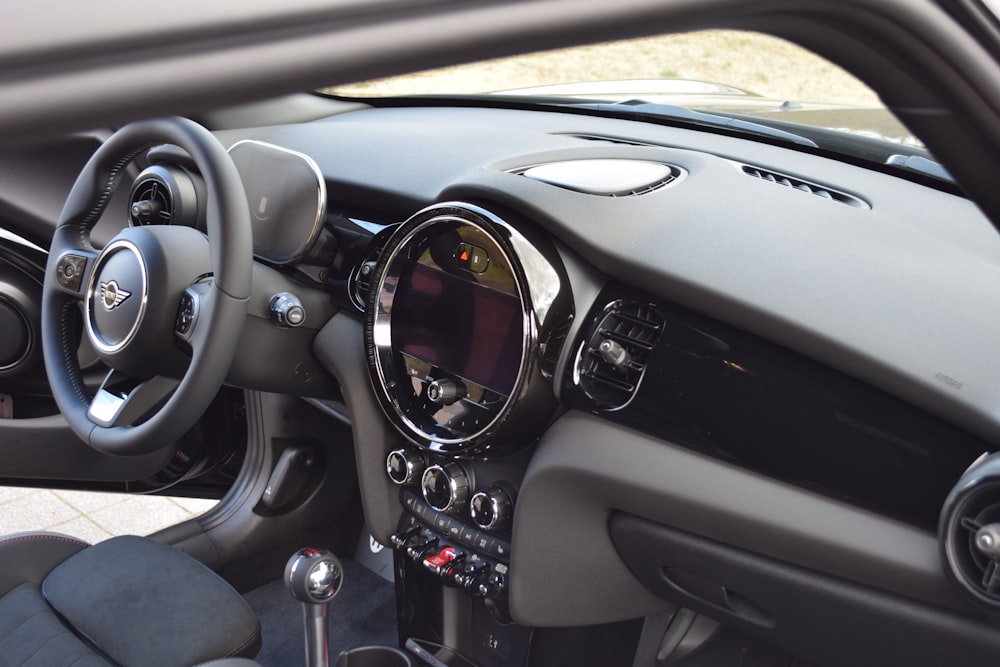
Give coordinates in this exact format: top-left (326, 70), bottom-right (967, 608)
top-left (365, 202), bottom-right (571, 456)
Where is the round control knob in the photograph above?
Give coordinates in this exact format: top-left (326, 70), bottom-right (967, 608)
top-left (269, 292), bottom-right (306, 328)
top-left (422, 462), bottom-right (470, 512)
top-left (386, 447), bottom-right (425, 486)
top-left (469, 485), bottom-right (513, 530)
top-left (426, 378), bottom-right (466, 406)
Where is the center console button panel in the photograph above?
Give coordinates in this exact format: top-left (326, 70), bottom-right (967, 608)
top-left (393, 490), bottom-right (511, 599)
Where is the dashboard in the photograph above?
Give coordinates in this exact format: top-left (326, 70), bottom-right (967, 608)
top-left (203, 102), bottom-right (1000, 628)
top-left (5, 98), bottom-right (1000, 665)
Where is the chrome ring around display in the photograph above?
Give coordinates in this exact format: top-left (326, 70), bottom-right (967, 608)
top-left (369, 206), bottom-right (533, 452)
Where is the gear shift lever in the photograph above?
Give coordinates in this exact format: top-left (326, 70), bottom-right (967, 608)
top-left (285, 547), bottom-right (344, 667)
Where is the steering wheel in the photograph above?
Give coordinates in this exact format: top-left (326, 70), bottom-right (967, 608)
top-left (41, 118), bottom-right (252, 456)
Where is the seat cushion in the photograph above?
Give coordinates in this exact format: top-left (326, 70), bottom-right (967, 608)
top-left (42, 535), bottom-right (261, 667)
top-left (0, 583), bottom-right (109, 667)
top-left (0, 533), bottom-right (89, 598)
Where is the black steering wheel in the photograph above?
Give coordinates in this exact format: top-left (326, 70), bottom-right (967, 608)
top-left (42, 118), bottom-right (252, 456)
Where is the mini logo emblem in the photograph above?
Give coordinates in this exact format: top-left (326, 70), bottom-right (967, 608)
top-left (369, 535), bottom-right (385, 554)
top-left (100, 281), bottom-right (131, 311)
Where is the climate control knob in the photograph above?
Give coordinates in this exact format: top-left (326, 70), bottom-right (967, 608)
top-left (421, 462), bottom-right (470, 512)
top-left (469, 485), bottom-right (513, 530)
top-left (386, 448), bottom-right (425, 486)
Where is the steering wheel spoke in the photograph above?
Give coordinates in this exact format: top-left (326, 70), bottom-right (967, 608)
top-left (87, 370), bottom-right (181, 428)
top-left (51, 247), bottom-right (99, 301)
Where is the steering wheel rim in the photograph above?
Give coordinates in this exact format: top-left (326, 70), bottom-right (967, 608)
top-left (41, 117), bottom-right (252, 456)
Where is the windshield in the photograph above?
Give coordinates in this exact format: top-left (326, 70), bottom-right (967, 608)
top-left (327, 30), bottom-right (934, 172)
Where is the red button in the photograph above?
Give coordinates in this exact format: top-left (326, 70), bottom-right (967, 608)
top-left (425, 546), bottom-right (456, 569)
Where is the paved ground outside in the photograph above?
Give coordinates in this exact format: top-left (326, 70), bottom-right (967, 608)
top-left (0, 486), bottom-right (216, 543)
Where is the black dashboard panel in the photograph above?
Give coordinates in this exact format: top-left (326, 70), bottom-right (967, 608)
top-left (563, 282), bottom-right (992, 531)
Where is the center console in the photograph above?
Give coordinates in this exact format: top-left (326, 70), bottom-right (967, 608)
top-left (362, 201), bottom-right (575, 665)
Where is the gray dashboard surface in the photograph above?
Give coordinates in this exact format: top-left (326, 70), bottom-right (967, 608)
top-left (511, 411), bottom-right (969, 626)
top-left (220, 104), bottom-right (1000, 444)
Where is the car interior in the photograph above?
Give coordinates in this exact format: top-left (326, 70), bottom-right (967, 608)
top-left (3, 0), bottom-right (1000, 665)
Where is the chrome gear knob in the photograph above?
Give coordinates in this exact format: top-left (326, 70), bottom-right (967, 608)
top-left (285, 547), bottom-right (344, 604)
top-left (285, 547), bottom-right (344, 667)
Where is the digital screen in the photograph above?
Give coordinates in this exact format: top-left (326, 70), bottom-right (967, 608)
top-left (392, 262), bottom-right (523, 394)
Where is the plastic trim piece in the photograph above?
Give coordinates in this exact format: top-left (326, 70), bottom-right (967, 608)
top-left (610, 513), bottom-right (1000, 667)
top-left (510, 411), bottom-right (970, 627)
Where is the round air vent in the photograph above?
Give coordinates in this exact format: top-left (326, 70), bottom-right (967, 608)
top-left (0, 266), bottom-right (42, 378)
top-left (129, 175), bottom-right (173, 226)
top-left (0, 298), bottom-right (30, 372)
top-left (127, 164), bottom-right (202, 228)
top-left (940, 453), bottom-right (1000, 611)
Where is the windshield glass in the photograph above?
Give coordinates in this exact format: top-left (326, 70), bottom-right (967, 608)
top-left (327, 30), bottom-right (931, 167)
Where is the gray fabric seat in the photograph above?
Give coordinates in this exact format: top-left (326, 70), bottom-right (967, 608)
top-left (0, 533), bottom-right (262, 667)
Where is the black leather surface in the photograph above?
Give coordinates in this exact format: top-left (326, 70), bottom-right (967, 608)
top-left (43, 535), bottom-right (261, 667)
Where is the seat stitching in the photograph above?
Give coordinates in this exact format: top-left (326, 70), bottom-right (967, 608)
top-left (20, 629), bottom-right (80, 664)
top-left (0, 606), bottom-right (59, 644)
top-left (224, 628), bottom-right (261, 657)
top-left (66, 650), bottom-right (109, 667)
top-left (0, 534), bottom-right (89, 549)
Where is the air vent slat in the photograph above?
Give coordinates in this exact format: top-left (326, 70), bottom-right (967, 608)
top-left (577, 301), bottom-right (665, 410)
top-left (740, 164), bottom-right (869, 209)
top-left (580, 369), bottom-right (636, 393)
top-left (598, 327), bottom-right (656, 351)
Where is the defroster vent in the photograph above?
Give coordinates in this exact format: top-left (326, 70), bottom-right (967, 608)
top-left (575, 301), bottom-right (665, 410)
top-left (741, 164), bottom-right (869, 209)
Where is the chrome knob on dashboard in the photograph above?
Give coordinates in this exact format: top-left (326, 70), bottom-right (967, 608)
top-left (426, 378), bottom-right (466, 406)
top-left (469, 485), bottom-right (513, 530)
top-left (386, 447), bottom-right (425, 486)
top-left (269, 291), bottom-right (306, 328)
top-left (421, 462), bottom-right (471, 512)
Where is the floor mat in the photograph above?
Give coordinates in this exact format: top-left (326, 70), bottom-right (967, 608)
top-left (245, 559), bottom-right (398, 666)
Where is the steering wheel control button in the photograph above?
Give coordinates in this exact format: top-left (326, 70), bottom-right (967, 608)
top-left (426, 378), bottom-right (466, 406)
top-left (422, 462), bottom-right (471, 512)
top-left (269, 292), bottom-right (306, 328)
top-left (176, 292), bottom-right (196, 336)
top-left (55, 254), bottom-right (88, 292)
top-left (386, 447), bottom-right (425, 485)
top-left (470, 485), bottom-right (513, 531)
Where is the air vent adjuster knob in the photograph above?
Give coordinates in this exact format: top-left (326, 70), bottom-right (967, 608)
top-left (598, 339), bottom-right (631, 369)
top-left (131, 199), bottom-right (163, 225)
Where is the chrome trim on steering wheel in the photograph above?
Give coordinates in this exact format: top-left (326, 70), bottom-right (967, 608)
top-left (84, 239), bottom-right (149, 355)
